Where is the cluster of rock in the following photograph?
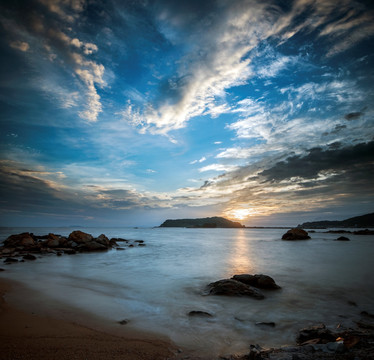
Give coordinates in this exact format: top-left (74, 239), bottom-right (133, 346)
top-left (206, 274), bottom-right (281, 300)
top-left (0, 231), bottom-right (145, 264)
top-left (229, 319), bottom-right (374, 360)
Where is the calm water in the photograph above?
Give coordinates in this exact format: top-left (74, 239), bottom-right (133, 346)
top-left (1, 227), bottom-right (374, 357)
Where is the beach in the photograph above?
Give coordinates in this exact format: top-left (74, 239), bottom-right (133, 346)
top-left (1, 227), bottom-right (374, 359)
top-left (0, 278), bottom-right (176, 360)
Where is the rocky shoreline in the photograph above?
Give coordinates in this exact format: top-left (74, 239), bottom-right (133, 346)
top-left (1, 230), bottom-right (374, 359)
top-left (226, 319), bottom-right (374, 360)
top-left (0, 230), bottom-right (145, 266)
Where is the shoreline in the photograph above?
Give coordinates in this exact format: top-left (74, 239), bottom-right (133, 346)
top-left (0, 277), bottom-right (179, 360)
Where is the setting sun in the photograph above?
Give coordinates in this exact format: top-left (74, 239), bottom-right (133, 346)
top-left (227, 208), bottom-right (254, 220)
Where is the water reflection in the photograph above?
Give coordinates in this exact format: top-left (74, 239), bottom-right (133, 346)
top-left (225, 229), bottom-right (255, 276)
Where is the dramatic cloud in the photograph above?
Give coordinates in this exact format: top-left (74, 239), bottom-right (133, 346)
top-left (0, 0), bottom-right (373, 226)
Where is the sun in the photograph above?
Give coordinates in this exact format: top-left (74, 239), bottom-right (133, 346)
top-left (228, 209), bottom-right (253, 221)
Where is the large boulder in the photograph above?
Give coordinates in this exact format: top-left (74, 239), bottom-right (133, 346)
top-left (232, 274), bottom-right (281, 289)
top-left (206, 279), bottom-right (265, 299)
top-left (95, 234), bottom-right (109, 246)
top-left (68, 231), bottom-right (94, 244)
top-left (282, 228), bottom-right (311, 240)
top-left (4, 233), bottom-right (36, 248)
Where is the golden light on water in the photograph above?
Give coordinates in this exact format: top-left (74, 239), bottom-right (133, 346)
top-left (226, 230), bottom-right (255, 275)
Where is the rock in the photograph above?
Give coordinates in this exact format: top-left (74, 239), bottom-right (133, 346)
top-left (296, 324), bottom-right (336, 345)
top-left (188, 311), bottom-right (213, 317)
top-left (109, 239), bottom-right (118, 247)
top-left (355, 320), bottom-right (374, 330)
top-left (79, 241), bottom-right (107, 251)
top-left (46, 238), bottom-right (60, 248)
top-left (361, 310), bottom-right (374, 319)
top-left (248, 344), bottom-right (262, 360)
top-left (0, 268), bottom-right (5, 271)
top-left (343, 335), bottom-right (360, 349)
top-left (282, 228), bottom-right (311, 240)
top-left (110, 237), bottom-right (128, 242)
top-left (68, 231), bottom-right (94, 244)
top-left (256, 322), bottom-right (276, 327)
top-left (207, 279), bottom-right (265, 299)
top-left (118, 319), bottom-right (129, 325)
top-left (135, 240), bottom-right (144, 243)
top-left (116, 247), bottom-right (125, 250)
top-left (4, 257), bottom-right (18, 263)
top-left (23, 254), bottom-right (37, 260)
top-left (335, 236), bottom-right (350, 241)
top-left (1, 248), bottom-right (15, 255)
top-left (64, 249), bottom-right (76, 255)
top-left (232, 274), bottom-right (281, 289)
top-left (138, 243), bottom-right (146, 246)
top-left (4, 233), bottom-right (36, 248)
top-left (96, 234), bottom-right (109, 246)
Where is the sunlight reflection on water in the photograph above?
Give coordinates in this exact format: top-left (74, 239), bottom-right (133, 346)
top-left (1, 227), bottom-right (374, 357)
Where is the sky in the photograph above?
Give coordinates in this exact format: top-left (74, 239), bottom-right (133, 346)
top-left (0, 0), bottom-right (374, 227)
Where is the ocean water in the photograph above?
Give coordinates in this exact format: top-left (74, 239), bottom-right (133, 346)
top-left (1, 227), bottom-right (374, 357)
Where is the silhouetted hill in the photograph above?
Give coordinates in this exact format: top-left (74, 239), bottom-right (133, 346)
top-left (160, 217), bottom-right (244, 228)
top-left (298, 212), bottom-right (374, 229)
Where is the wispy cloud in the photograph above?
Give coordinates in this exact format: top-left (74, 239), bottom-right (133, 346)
top-left (9, 40), bottom-right (29, 52)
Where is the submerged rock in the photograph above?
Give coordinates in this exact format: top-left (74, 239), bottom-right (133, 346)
top-left (255, 322), bottom-right (276, 327)
top-left (188, 310), bottom-right (213, 317)
top-left (232, 274), bottom-right (281, 289)
top-left (282, 228), bottom-right (311, 240)
top-left (335, 236), bottom-right (350, 241)
top-left (23, 254), bottom-right (37, 260)
top-left (206, 279), bottom-right (265, 299)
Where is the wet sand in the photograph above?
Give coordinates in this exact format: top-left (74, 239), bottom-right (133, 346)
top-left (0, 278), bottom-right (176, 360)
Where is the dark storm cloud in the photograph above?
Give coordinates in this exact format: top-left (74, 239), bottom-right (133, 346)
top-left (344, 111), bottom-right (363, 120)
top-left (0, 165), bottom-right (73, 212)
top-left (259, 140), bottom-right (374, 182)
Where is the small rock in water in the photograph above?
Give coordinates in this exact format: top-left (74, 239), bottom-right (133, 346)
top-left (188, 310), bottom-right (213, 317)
top-left (4, 257), bottom-right (18, 263)
top-left (281, 228), bottom-right (310, 240)
top-left (361, 310), bottom-right (374, 318)
top-left (256, 321), bottom-right (276, 327)
top-left (335, 236), bottom-right (350, 241)
top-left (116, 247), bottom-right (126, 250)
top-left (118, 319), bottom-right (129, 325)
top-left (348, 300), bottom-right (358, 306)
top-left (23, 254), bottom-right (37, 260)
top-left (0, 268), bottom-right (5, 271)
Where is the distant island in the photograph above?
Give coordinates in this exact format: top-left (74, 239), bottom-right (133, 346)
top-left (160, 216), bottom-right (245, 228)
top-left (298, 212), bottom-right (374, 229)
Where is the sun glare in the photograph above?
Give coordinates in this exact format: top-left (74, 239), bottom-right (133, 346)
top-left (228, 209), bottom-right (253, 220)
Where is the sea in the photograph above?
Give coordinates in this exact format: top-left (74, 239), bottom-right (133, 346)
top-left (1, 226), bottom-right (374, 357)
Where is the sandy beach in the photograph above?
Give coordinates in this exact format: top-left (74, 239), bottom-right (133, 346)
top-left (0, 278), bottom-right (176, 360)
